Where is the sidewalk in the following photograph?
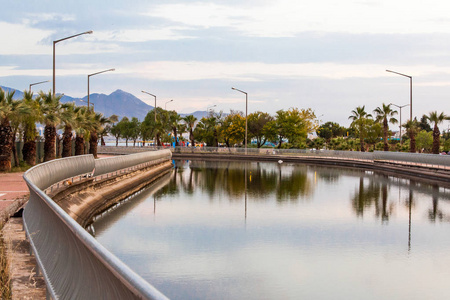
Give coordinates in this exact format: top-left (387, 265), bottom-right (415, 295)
top-left (0, 172), bottom-right (28, 222)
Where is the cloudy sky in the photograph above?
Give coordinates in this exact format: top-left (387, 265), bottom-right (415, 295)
top-left (1, 0), bottom-right (450, 127)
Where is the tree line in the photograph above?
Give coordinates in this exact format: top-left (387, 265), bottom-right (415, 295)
top-left (0, 88), bottom-right (116, 172)
top-left (1, 86), bottom-right (448, 172)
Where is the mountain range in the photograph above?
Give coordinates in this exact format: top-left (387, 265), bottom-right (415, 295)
top-left (0, 85), bottom-right (209, 121)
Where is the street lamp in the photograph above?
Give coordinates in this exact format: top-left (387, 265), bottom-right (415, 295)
top-left (165, 99), bottom-right (173, 110)
top-left (88, 68), bottom-right (115, 108)
top-left (53, 30), bottom-right (93, 96)
top-left (207, 104), bottom-right (216, 115)
top-left (80, 99), bottom-right (94, 111)
top-left (29, 80), bottom-right (50, 92)
top-left (390, 103), bottom-right (409, 144)
top-left (141, 91), bottom-right (157, 123)
top-left (386, 69), bottom-right (413, 122)
top-left (232, 87), bottom-right (248, 154)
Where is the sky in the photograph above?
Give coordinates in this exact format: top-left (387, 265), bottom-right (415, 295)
top-left (1, 0), bottom-right (450, 128)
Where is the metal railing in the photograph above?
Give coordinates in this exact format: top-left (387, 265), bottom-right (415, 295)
top-left (23, 151), bottom-right (171, 300)
top-left (98, 146), bottom-right (450, 170)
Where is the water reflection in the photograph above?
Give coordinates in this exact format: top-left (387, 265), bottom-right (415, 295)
top-left (94, 160), bottom-right (450, 300)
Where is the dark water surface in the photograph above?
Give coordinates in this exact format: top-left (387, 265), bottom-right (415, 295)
top-left (94, 160), bottom-right (450, 300)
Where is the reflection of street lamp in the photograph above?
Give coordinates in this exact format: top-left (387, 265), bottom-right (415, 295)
top-left (80, 99), bottom-right (94, 111)
top-left (53, 31), bottom-right (93, 96)
top-left (88, 68), bottom-right (115, 108)
top-left (165, 99), bottom-right (173, 110)
top-left (29, 80), bottom-right (50, 92)
top-left (386, 69), bottom-right (413, 122)
top-left (390, 103), bottom-right (409, 144)
top-left (232, 87), bottom-right (248, 154)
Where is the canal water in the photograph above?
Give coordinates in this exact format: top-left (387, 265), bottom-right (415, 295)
top-left (94, 160), bottom-right (450, 300)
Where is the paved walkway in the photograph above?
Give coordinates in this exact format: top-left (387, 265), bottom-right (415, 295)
top-left (1, 172), bottom-right (46, 299)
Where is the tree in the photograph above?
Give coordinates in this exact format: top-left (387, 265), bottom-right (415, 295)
top-left (98, 114), bottom-right (118, 146)
top-left (373, 103), bottom-right (398, 151)
top-left (128, 117), bottom-right (141, 147)
top-left (39, 91), bottom-right (62, 161)
top-left (89, 112), bottom-right (111, 157)
top-left (183, 114), bottom-right (197, 146)
top-left (0, 88), bottom-right (18, 171)
top-left (403, 119), bottom-right (419, 153)
top-left (21, 91), bottom-right (42, 165)
top-left (317, 122), bottom-right (346, 142)
top-left (365, 120), bottom-right (383, 151)
top-left (419, 115), bottom-right (432, 132)
top-left (416, 130), bottom-right (433, 153)
top-left (60, 102), bottom-right (77, 158)
top-left (73, 106), bottom-right (92, 155)
top-left (220, 111), bottom-right (245, 147)
top-left (349, 106), bottom-right (372, 152)
top-left (425, 111), bottom-right (450, 154)
top-left (168, 111), bottom-right (182, 146)
top-left (248, 111), bottom-right (273, 148)
top-left (194, 114), bottom-right (222, 147)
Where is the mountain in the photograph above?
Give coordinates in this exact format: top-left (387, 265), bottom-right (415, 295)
top-left (0, 85), bottom-right (212, 121)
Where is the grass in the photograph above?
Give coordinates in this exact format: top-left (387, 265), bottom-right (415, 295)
top-left (0, 222), bottom-right (12, 299)
top-left (10, 161), bottom-right (32, 173)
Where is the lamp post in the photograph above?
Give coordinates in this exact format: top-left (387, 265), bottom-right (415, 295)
top-left (80, 99), bottom-right (94, 111)
top-left (29, 80), bottom-right (50, 92)
top-left (232, 87), bottom-right (248, 154)
top-left (88, 68), bottom-right (115, 108)
top-left (141, 91), bottom-right (157, 123)
top-left (207, 104), bottom-right (216, 115)
top-left (386, 70), bottom-right (413, 122)
top-left (165, 99), bottom-right (173, 110)
top-left (390, 103), bottom-right (409, 144)
top-left (53, 31), bottom-right (93, 96)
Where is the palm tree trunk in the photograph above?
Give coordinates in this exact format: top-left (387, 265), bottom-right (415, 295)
top-left (409, 132), bottom-right (416, 153)
top-left (383, 119), bottom-right (389, 151)
top-left (12, 131), bottom-right (19, 167)
top-left (156, 133), bottom-right (161, 146)
top-left (75, 136), bottom-right (85, 155)
top-left (62, 126), bottom-right (73, 158)
top-left (22, 123), bottom-right (37, 166)
top-left (173, 127), bottom-right (179, 146)
top-left (432, 125), bottom-right (440, 154)
top-left (44, 125), bottom-right (56, 162)
top-left (190, 129), bottom-right (194, 147)
top-left (89, 130), bottom-right (98, 158)
top-left (359, 135), bottom-right (365, 152)
top-left (0, 118), bottom-right (13, 172)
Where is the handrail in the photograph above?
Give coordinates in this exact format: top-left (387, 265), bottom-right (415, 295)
top-left (23, 151), bottom-right (170, 299)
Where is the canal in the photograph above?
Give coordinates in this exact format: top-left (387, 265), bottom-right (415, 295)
top-left (94, 160), bottom-right (450, 300)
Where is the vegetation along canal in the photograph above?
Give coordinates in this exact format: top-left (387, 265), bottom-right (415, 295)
top-left (93, 160), bottom-right (450, 300)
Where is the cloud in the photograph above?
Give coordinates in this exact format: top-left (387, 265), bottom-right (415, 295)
top-left (145, 1), bottom-right (450, 37)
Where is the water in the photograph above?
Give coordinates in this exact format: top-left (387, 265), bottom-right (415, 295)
top-left (94, 160), bottom-right (450, 300)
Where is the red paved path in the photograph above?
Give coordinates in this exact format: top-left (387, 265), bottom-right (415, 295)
top-left (0, 172), bottom-right (28, 218)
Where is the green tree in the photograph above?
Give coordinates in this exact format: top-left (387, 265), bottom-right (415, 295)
top-left (194, 115), bottom-right (221, 147)
top-left (425, 111), bottom-right (450, 154)
top-left (129, 117), bottom-right (141, 147)
top-left (0, 88), bottom-right (16, 171)
top-left (403, 119), bottom-right (419, 153)
top-left (99, 114), bottom-right (118, 146)
top-left (248, 111), bottom-right (274, 148)
top-left (21, 91), bottom-right (42, 165)
top-left (349, 106), bottom-right (372, 152)
top-left (419, 115), bottom-right (432, 132)
top-left (60, 102), bottom-right (77, 158)
top-left (274, 108), bottom-right (313, 148)
top-left (317, 122), bottom-right (346, 142)
top-left (39, 91), bottom-right (63, 161)
top-left (220, 111), bottom-right (245, 147)
top-left (416, 130), bottom-right (433, 153)
top-left (373, 103), bottom-right (398, 151)
top-left (168, 111), bottom-right (182, 146)
top-left (183, 114), bottom-right (197, 146)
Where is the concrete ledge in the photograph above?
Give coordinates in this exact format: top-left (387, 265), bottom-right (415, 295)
top-left (49, 160), bottom-right (173, 228)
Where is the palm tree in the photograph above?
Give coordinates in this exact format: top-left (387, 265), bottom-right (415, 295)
top-left (348, 106), bottom-right (372, 152)
top-left (89, 112), bottom-right (111, 158)
top-left (59, 102), bottom-right (78, 158)
top-left (0, 88), bottom-right (16, 171)
top-left (426, 111), bottom-right (450, 154)
top-left (73, 106), bottom-right (92, 155)
top-left (21, 91), bottom-right (42, 165)
top-left (183, 115), bottom-right (197, 147)
top-left (99, 114), bottom-right (118, 146)
top-left (403, 119), bottom-right (419, 153)
top-left (373, 103), bottom-right (398, 151)
top-left (39, 91), bottom-right (62, 161)
top-left (168, 111), bottom-right (182, 146)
